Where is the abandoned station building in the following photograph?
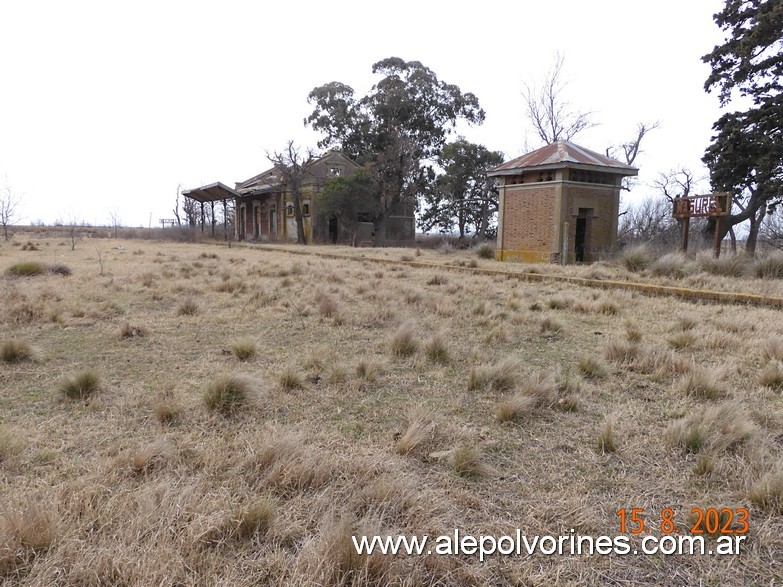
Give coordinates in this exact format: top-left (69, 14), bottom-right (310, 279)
top-left (183, 150), bottom-right (415, 245)
top-left (488, 141), bottom-right (638, 263)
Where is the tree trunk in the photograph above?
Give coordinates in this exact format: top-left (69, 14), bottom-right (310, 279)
top-left (729, 226), bottom-right (737, 253)
top-left (291, 189), bottom-right (307, 245)
top-left (478, 199), bottom-right (489, 239)
top-left (745, 206), bottom-right (766, 257)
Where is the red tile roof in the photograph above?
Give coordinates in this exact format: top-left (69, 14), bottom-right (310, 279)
top-left (489, 140), bottom-right (638, 176)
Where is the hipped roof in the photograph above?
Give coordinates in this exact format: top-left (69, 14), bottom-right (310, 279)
top-left (489, 140), bottom-right (638, 177)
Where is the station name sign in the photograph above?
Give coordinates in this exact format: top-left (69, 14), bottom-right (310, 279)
top-left (672, 193), bottom-right (731, 219)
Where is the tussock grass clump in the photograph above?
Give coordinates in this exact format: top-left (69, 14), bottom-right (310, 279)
top-left (759, 361), bottom-right (783, 391)
top-left (546, 295), bottom-right (571, 310)
top-left (621, 245), bottom-right (652, 272)
top-left (0, 501), bottom-right (57, 574)
top-left (48, 263), bottom-right (72, 276)
top-left (649, 253), bottom-right (689, 279)
top-left (468, 357), bottom-right (519, 392)
top-left (668, 331), bottom-right (697, 350)
top-left (6, 261), bottom-right (47, 276)
top-left (58, 369), bottom-right (100, 400)
top-left (0, 426), bottom-right (24, 462)
top-left (625, 322), bottom-right (642, 343)
top-left (519, 374), bottom-right (559, 408)
top-left (679, 368), bottom-right (726, 399)
top-left (539, 315), bottom-right (564, 334)
top-left (119, 322), bottom-right (146, 338)
top-left (484, 324), bottom-right (509, 344)
top-left (761, 337), bottom-right (783, 362)
top-left (496, 395), bottom-right (536, 423)
top-left (279, 367), bottom-right (304, 391)
top-left (231, 339), bottom-right (257, 361)
top-left (203, 375), bottom-right (255, 414)
top-left (177, 299), bottom-right (199, 316)
top-left (424, 333), bottom-right (449, 363)
top-left (317, 294), bottom-right (338, 318)
top-left (426, 274), bottom-right (448, 286)
top-left (698, 253), bottom-right (747, 278)
top-left (130, 439), bottom-right (172, 475)
top-left (326, 364), bottom-right (349, 384)
top-left (389, 322), bottom-right (419, 357)
top-left (1, 339), bottom-right (33, 363)
top-left (235, 497), bottom-right (276, 539)
top-left (450, 445), bottom-right (488, 479)
top-left (154, 397), bottom-right (181, 425)
top-left (665, 403), bottom-right (756, 455)
top-left (597, 417), bottom-right (618, 454)
top-left (604, 340), bottom-right (640, 364)
top-left (356, 359), bottom-right (383, 382)
top-left (395, 412), bottom-right (436, 455)
top-left (749, 469), bottom-right (783, 513)
top-left (577, 354), bottom-right (607, 379)
top-left (475, 243), bottom-right (495, 259)
top-left (754, 252), bottom-right (783, 279)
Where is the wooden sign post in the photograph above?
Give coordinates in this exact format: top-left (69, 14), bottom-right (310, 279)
top-left (672, 193), bottom-right (731, 258)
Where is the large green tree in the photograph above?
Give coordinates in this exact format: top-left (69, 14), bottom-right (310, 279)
top-left (702, 0), bottom-right (783, 254)
top-left (305, 58), bottom-right (485, 245)
top-left (418, 139), bottom-right (503, 239)
top-left (317, 169), bottom-right (380, 246)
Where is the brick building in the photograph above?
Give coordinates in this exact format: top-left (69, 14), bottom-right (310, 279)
top-left (487, 141), bottom-right (638, 263)
top-left (183, 150), bottom-right (415, 245)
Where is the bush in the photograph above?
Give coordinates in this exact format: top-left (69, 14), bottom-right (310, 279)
top-left (475, 243), bottom-right (495, 259)
top-left (58, 370), bottom-right (100, 400)
top-left (755, 253), bottom-right (783, 279)
top-left (621, 246), bottom-right (652, 272)
top-left (48, 263), bottom-right (72, 276)
top-left (7, 262), bottom-right (47, 276)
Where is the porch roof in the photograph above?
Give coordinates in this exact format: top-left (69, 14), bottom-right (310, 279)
top-left (182, 182), bottom-right (240, 203)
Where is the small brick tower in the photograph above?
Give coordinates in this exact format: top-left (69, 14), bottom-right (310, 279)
top-left (488, 141), bottom-right (638, 263)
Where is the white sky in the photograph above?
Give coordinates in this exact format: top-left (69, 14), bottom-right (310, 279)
top-left (0, 0), bottom-right (727, 228)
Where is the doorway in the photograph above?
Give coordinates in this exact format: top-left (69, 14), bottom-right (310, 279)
top-left (575, 207), bottom-right (592, 263)
top-left (328, 215), bottom-right (338, 243)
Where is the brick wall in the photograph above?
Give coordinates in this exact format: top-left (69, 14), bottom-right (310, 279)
top-left (502, 185), bottom-right (555, 253)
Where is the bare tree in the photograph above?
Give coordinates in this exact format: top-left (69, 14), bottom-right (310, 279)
top-left (267, 141), bottom-right (316, 245)
top-left (522, 53), bottom-right (594, 145)
top-left (0, 179), bottom-right (21, 240)
top-left (618, 197), bottom-right (679, 247)
top-left (108, 207), bottom-right (122, 238)
top-left (182, 195), bottom-right (199, 227)
top-left (173, 184), bottom-right (182, 226)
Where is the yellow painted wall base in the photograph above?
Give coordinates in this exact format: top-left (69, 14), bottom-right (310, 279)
top-left (496, 249), bottom-right (551, 263)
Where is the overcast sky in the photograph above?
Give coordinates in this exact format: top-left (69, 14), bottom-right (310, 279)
top-left (0, 0), bottom-right (727, 228)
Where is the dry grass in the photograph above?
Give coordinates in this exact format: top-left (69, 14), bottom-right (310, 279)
top-left (1, 339), bottom-right (34, 363)
top-left (679, 368), bottom-right (726, 400)
top-left (203, 375), bottom-right (256, 414)
top-left (597, 416), bottom-right (618, 454)
top-left (231, 339), bottom-right (257, 361)
top-left (759, 361), bottom-right (783, 390)
top-left (389, 322), bottom-right (419, 357)
top-left (279, 367), bottom-right (304, 391)
top-left (119, 321), bottom-right (146, 338)
top-left (450, 445), bottom-right (488, 479)
top-left (57, 369), bottom-right (100, 400)
top-left (2, 236), bottom-right (783, 585)
top-left (176, 299), bottom-right (199, 316)
top-left (468, 357), bottom-right (519, 392)
top-left (749, 470), bottom-right (783, 513)
top-left (577, 354), bottom-right (607, 379)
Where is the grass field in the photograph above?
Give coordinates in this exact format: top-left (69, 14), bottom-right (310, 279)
top-left (2, 236), bottom-right (783, 586)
